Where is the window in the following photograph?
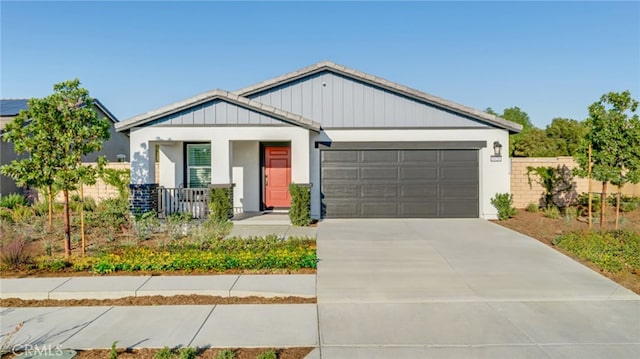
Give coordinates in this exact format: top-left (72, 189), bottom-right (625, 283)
top-left (187, 144), bottom-right (211, 188)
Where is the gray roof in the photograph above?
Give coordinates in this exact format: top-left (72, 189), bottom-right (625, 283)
top-left (115, 89), bottom-right (322, 132)
top-left (235, 61), bottom-right (523, 133)
top-left (0, 99), bottom-right (28, 116)
top-left (0, 98), bottom-right (118, 122)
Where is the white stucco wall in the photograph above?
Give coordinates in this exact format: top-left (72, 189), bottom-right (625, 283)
top-left (309, 128), bottom-right (511, 220)
top-left (232, 141), bottom-right (260, 212)
top-left (158, 143), bottom-right (184, 187)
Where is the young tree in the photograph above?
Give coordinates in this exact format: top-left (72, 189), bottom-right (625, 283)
top-left (1, 79), bottom-right (110, 256)
top-left (574, 91), bottom-right (640, 227)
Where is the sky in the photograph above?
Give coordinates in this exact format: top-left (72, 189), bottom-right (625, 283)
top-left (1, 1), bottom-right (639, 128)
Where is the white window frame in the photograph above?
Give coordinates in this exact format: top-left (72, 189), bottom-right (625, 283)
top-left (186, 143), bottom-right (211, 188)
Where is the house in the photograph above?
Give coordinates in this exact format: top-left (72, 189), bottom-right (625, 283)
top-left (0, 99), bottom-right (129, 197)
top-left (115, 61), bottom-right (522, 219)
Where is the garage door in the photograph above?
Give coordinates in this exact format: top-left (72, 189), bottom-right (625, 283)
top-left (321, 149), bottom-right (478, 218)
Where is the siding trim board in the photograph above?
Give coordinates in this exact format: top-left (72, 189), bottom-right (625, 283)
top-left (316, 141), bottom-right (487, 150)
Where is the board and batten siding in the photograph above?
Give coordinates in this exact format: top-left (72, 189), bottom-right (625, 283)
top-left (148, 99), bottom-right (283, 127)
top-left (247, 71), bottom-right (491, 129)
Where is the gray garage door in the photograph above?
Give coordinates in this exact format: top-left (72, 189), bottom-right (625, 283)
top-left (321, 149), bottom-right (479, 218)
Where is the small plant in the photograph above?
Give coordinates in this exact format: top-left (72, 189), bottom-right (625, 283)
top-left (209, 186), bottom-right (233, 223)
top-left (0, 238), bottom-right (32, 269)
top-left (0, 322), bottom-right (24, 355)
top-left (154, 347), bottom-right (175, 359)
top-left (257, 349), bottom-right (277, 359)
top-left (289, 183), bottom-right (312, 226)
top-left (490, 193), bottom-right (516, 220)
top-left (543, 206), bottom-right (561, 219)
top-left (525, 202), bottom-right (539, 213)
top-left (134, 211), bottom-right (161, 240)
top-left (178, 347), bottom-right (197, 359)
top-left (0, 193), bottom-right (26, 209)
top-left (576, 192), bottom-right (601, 216)
top-left (11, 205), bottom-right (34, 223)
top-left (216, 349), bottom-right (236, 359)
top-left (109, 341), bottom-right (119, 359)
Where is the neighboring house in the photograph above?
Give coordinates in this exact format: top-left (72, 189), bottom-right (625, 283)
top-left (0, 99), bottom-right (129, 197)
top-left (116, 61), bottom-right (522, 219)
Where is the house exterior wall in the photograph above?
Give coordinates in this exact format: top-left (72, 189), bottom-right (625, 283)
top-left (147, 99), bottom-right (281, 127)
top-left (309, 128), bottom-right (510, 220)
top-left (0, 137), bottom-right (20, 196)
top-left (83, 109), bottom-right (130, 162)
top-left (248, 72), bottom-right (491, 129)
top-left (129, 126), bottom-right (310, 213)
top-left (158, 143), bottom-right (184, 188)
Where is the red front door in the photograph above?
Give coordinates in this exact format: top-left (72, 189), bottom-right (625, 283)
top-left (265, 146), bottom-right (291, 208)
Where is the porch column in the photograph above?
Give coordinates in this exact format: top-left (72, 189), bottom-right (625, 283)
top-left (211, 139), bottom-right (231, 184)
top-left (128, 133), bottom-right (158, 214)
top-left (291, 131), bottom-right (310, 183)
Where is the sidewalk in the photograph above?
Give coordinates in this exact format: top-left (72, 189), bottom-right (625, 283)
top-left (0, 274), bottom-right (319, 355)
top-left (0, 274), bottom-right (316, 300)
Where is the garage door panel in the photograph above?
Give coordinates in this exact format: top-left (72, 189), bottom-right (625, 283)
top-left (401, 202), bottom-right (438, 217)
top-left (361, 184), bottom-right (398, 198)
top-left (322, 151), bottom-right (359, 163)
top-left (440, 184), bottom-right (479, 198)
top-left (322, 167), bottom-right (359, 180)
top-left (324, 202), bottom-right (360, 217)
top-left (440, 150), bottom-right (478, 162)
top-left (400, 183), bottom-right (438, 199)
top-left (401, 150), bottom-right (438, 162)
top-left (440, 167), bottom-right (478, 181)
top-left (323, 183), bottom-right (359, 198)
top-left (361, 150), bottom-right (398, 163)
top-left (439, 201), bottom-right (479, 218)
top-left (361, 203), bottom-right (399, 217)
top-left (361, 167), bottom-right (398, 180)
top-left (400, 167), bottom-right (438, 180)
top-left (321, 149), bottom-right (478, 218)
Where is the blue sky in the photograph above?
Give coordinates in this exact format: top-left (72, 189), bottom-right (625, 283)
top-left (1, 1), bottom-right (639, 128)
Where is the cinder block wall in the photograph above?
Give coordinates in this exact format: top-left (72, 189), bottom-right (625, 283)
top-left (45, 162), bottom-right (130, 203)
top-left (511, 157), bottom-right (640, 208)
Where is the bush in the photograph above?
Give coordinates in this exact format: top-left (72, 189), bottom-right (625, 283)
top-left (543, 206), bottom-right (561, 219)
top-left (256, 350), bottom-right (277, 359)
top-left (11, 205), bottom-right (34, 223)
top-left (209, 186), bottom-right (233, 223)
top-left (289, 183), bottom-right (311, 226)
top-left (525, 202), bottom-right (539, 212)
top-left (216, 349), bottom-right (236, 359)
top-left (0, 238), bottom-right (32, 269)
top-left (490, 193), bottom-right (516, 220)
top-left (552, 230), bottom-right (640, 273)
top-left (0, 193), bottom-right (26, 209)
top-left (576, 193), bottom-right (601, 216)
top-left (97, 197), bottom-right (130, 229)
top-left (608, 195), bottom-right (640, 212)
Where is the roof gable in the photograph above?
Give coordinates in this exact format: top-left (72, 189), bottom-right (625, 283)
top-left (115, 90), bottom-right (321, 132)
top-left (235, 61), bottom-right (522, 133)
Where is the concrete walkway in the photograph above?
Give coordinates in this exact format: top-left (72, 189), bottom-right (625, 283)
top-left (1, 274), bottom-right (318, 353)
top-left (228, 213), bottom-right (317, 239)
top-left (316, 219), bottom-right (640, 358)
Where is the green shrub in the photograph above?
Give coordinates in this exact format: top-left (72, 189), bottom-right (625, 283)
top-left (134, 211), bottom-right (161, 241)
top-left (216, 349), bottom-right (236, 359)
top-left (100, 168), bottom-right (130, 199)
top-left (289, 183), bottom-right (311, 226)
top-left (256, 349), bottom-right (277, 359)
top-left (553, 230), bottom-right (640, 273)
top-left (11, 205), bottom-right (34, 223)
top-left (543, 206), bottom-right (561, 219)
top-left (490, 193), bottom-right (516, 220)
top-left (97, 197), bottom-right (130, 229)
top-left (0, 194), bottom-right (26, 209)
top-left (178, 347), bottom-right (197, 359)
top-left (525, 202), bottom-right (539, 212)
top-left (576, 193), bottom-right (601, 216)
top-left (209, 186), bottom-right (233, 223)
top-left (153, 347), bottom-right (174, 359)
top-left (610, 195), bottom-right (640, 212)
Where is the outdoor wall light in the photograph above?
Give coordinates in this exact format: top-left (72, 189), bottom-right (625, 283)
top-left (493, 141), bottom-right (503, 157)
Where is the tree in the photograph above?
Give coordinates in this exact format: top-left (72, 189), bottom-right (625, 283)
top-left (1, 79), bottom-right (111, 256)
top-left (489, 106), bottom-right (539, 157)
top-left (574, 90), bottom-right (640, 227)
top-left (546, 118), bottom-right (587, 156)
top-left (512, 128), bottom-right (558, 157)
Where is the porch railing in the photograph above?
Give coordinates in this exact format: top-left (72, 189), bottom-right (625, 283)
top-left (157, 187), bottom-right (210, 219)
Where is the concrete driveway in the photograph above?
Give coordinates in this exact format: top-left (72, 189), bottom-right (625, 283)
top-left (316, 219), bottom-right (640, 358)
